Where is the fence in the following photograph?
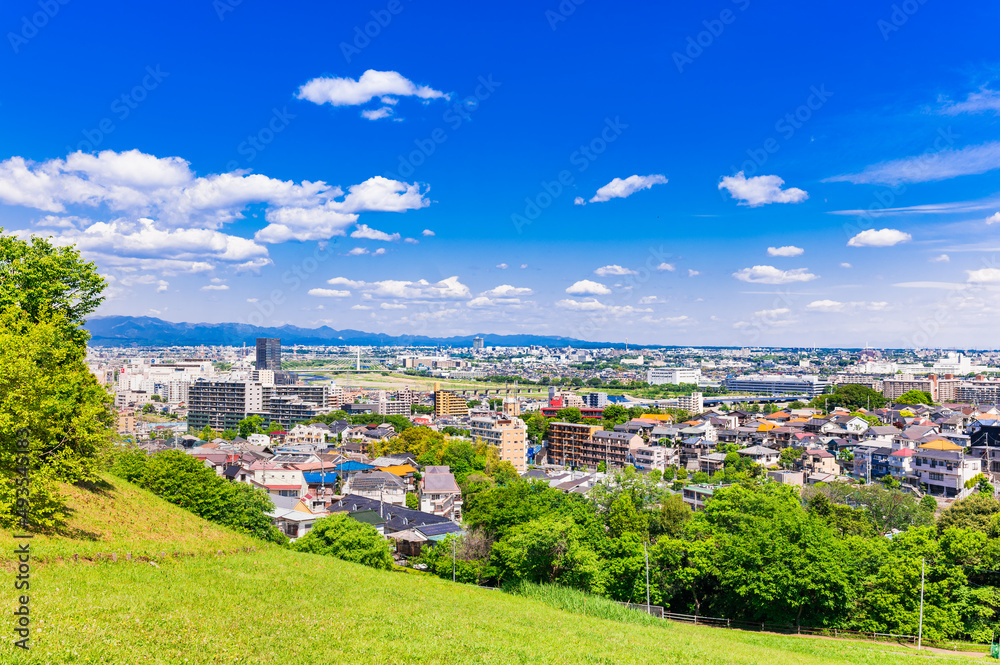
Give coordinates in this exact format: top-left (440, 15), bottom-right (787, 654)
top-left (645, 609), bottom-right (990, 654)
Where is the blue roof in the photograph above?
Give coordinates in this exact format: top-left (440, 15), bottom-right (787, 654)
top-left (334, 461), bottom-right (376, 472)
top-left (302, 472), bottom-right (339, 485)
top-left (416, 522), bottom-right (463, 537)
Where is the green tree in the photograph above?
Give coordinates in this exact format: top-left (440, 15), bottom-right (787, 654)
top-left (555, 407), bottom-right (583, 423)
top-left (492, 514), bottom-right (604, 592)
top-left (291, 514), bottom-right (393, 570)
top-left (237, 415), bottom-right (264, 439)
top-left (0, 231), bottom-right (105, 345)
top-left (779, 447), bottom-right (800, 470)
top-left (597, 460), bottom-right (608, 473)
top-left (653, 493), bottom-right (692, 539)
top-left (606, 494), bottom-right (648, 539)
top-left (405, 492), bottom-right (419, 510)
top-left (896, 389), bottom-right (934, 406)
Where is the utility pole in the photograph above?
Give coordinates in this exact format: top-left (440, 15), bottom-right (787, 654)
top-left (644, 542), bottom-right (650, 611)
top-left (918, 558), bottom-right (926, 650)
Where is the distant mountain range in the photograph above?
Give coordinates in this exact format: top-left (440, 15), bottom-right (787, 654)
top-left (84, 315), bottom-right (634, 349)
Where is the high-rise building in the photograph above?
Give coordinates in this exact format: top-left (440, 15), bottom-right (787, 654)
top-left (433, 382), bottom-right (469, 417)
top-left (470, 415), bottom-right (528, 473)
top-left (472, 336), bottom-right (485, 351)
top-left (256, 338), bottom-right (281, 371)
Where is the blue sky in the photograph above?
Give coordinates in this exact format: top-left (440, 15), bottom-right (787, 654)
top-left (2, 0), bottom-right (1000, 346)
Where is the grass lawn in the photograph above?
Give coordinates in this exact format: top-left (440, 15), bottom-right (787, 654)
top-left (0, 476), bottom-right (260, 565)
top-left (1, 547), bottom-right (992, 664)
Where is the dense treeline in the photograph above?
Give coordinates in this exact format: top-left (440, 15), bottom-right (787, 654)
top-left (110, 449), bottom-right (287, 544)
top-left (419, 474), bottom-right (1000, 642)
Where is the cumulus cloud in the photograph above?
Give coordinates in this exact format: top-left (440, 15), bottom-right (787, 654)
top-left (422, 229), bottom-right (435, 236)
top-left (566, 279), bottom-right (611, 296)
top-left (806, 300), bottom-right (889, 312)
top-left (351, 223), bottom-right (401, 242)
top-left (638, 295), bottom-right (665, 304)
top-left (0, 149), bottom-right (430, 253)
top-left (594, 264), bottom-right (636, 276)
top-left (360, 107), bottom-right (394, 121)
top-left (326, 275), bottom-right (471, 300)
top-left (308, 288), bottom-right (351, 297)
top-left (967, 268), bottom-right (1000, 284)
top-left (573, 197), bottom-right (585, 205)
top-left (767, 245), bottom-right (804, 257)
top-left (200, 284), bottom-right (229, 291)
top-left (930, 254), bottom-right (950, 263)
top-left (987, 212), bottom-right (1000, 225)
top-left (688, 269), bottom-right (700, 277)
top-left (656, 263), bottom-right (675, 272)
top-left (496, 263), bottom-right (509, 270)
top-left (481, 284), bottom-right (533, 297)
top-left (847, 228), bottom-right (912, 247)
top-left (580, 174), bottom-right (668, 204)
top-left (296, 70), bottom-right (447, 109)
top-left (840, 263), bottom-right (852, 268)
top-left (718, 172), bottom-right (808, 206)
top-left (826, 141), bottom-right (1000, 185)
top-left (733, 265), bottom-right (818, 284)
top-left (380, 303), bottom-right (408, 310)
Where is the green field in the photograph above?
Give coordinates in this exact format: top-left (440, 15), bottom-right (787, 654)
top-left (1, 480), bottom-right (990, 664)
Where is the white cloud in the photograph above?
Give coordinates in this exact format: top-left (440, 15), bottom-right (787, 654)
top-left (930, 254), bottom-right (950, 263)
top-left (360, 106), bottom-right (394, 121)
top-left (733, 265), bottom-right (818, 284)
top-left (422, 229), bottom-right (435, 236)
top-left (566, 279), bottom-right (611, 296)
top-left (200, 284), bottom-right (229, 291)
top-left (496, 263), bottom-right (509, 270)
top-left (987, 212), bottom-right (1000, 225)
top-left (767, 245), bottom-right (804, 257)
top-left (941, 87), bottom-right (1000, 116)
top-left (806, 300), bottom-right (845, 312)
top-left (826, 141), bottom-right (1000, 185)
top-left (638, 296), bottom-right (665, 304)
top-left (718, 172), bottom-right (807, 206)
top-left (656, 263), bottom-right (675, 272)
top-left (380, 303), bottom-right (408, 310)
top-left (351, 223), bottom-right (401, 242)
top-left (308, 288), bottom-right (351, 297)
top-left (847, 228), bottom-right (911, 247)
top-left (373, 248), bottom-right (386, 256)
top-left (573, 197), bottom-right (585, 205)
top-left (583, 174), bottom-right (668, 204)
top-left (967, 268), bottom-right (1000, 284)
top-left (687, 269), bottom-right (700, 277)
top-left (337, 176), bottom-right (430, 214)
top-left (347, 248), bottom-right (369, 255)
top-left (247, 298), bottom-right (259, 303)
top-left (156, 280), bottom-right (169, 293)
top-left (520, 264), bottom-right (528, 269)
top-left (326, 275), bottom-right (471, 300)
top-left (233, 257), bottom-right (273, 274)
top-left (482, 284), bottom-right (533, 297)
top-left (296, 70), bottom-right (447, 107)
top-left (594, 264), bottom-right (637, 276)
top-left (556, 298), bottom-right (608, 311)
top-left (840, 263), bottom-right (852, 268)
top-left (350, 304), bottom-right (371, 310)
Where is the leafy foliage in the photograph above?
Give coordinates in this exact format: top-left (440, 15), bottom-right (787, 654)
top-left (291, 513), bottom-right (393, 570)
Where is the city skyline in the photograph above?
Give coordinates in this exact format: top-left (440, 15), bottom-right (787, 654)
top-left (2, 1), bottom-right (1000, 346)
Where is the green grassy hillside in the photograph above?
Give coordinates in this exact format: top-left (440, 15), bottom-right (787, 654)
top-left (1, 479), bottom-right (990, 664)
top-left (0, 475), bottom-right (261, 564)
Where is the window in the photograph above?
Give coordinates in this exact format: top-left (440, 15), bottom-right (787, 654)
top-left (929, 472), bottom-right (944, 481)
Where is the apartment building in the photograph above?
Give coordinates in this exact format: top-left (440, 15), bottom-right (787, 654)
top-left (469, 414), bottom-right (528, 473)
top-left (955, 379), bottom-right (1000, 404)
top-left (882, 374), bottom-right (938, 402)
top-left (188, 381), bottom-right (265, 430)
top-left (677, 392), bottom-right (704, 415)
top-left (633, 444), bottom-right (676, 471)
top-left (374, 400), bottom-right (410, 416)
top-left (433, 384), bottom-right (469, 417)
top-left (647, 367), bottom-right (702, 385)
top-left (546, 422), bottom-right (602, 468)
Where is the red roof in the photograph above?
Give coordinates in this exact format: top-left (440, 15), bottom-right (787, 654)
top-left (890, 449), bottom-right (914, 457)
top-left (264, 484), bottom-right (301, 490)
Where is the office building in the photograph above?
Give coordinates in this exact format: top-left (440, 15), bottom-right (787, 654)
top-left (722, 374), bottom-right (829, 396)
top-left (256, 338), bottom-right (281, 371)
top-left (647, 367), bottom-right (702, 385)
